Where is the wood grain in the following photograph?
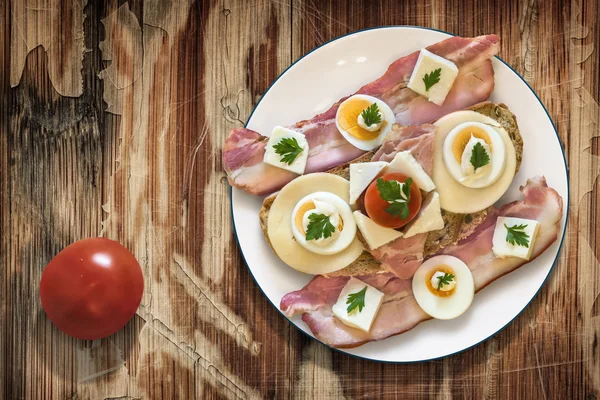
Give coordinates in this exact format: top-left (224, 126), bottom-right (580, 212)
top-left (1, 0), bottom-right (599, 399)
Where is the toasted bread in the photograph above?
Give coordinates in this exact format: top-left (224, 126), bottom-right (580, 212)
top-left (259, 102), bottom-right (523, 276)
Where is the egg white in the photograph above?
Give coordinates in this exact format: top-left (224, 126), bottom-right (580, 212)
top-left (291, 192), bottom-right (356, 255)
top-left (443, 122), bottom-right (506, 188)
top-left (412, 255), bottom-right (474, 320)
top-left (336, 94), bottom-right (395, 151)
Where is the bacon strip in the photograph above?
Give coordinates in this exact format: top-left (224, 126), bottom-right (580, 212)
top-left (372, 124), bottom-right (436, 170)
top-left (225, 35), bottom-right (500, 196)
top-left (370, 234), bottom-right (428, 279)
top-left (440, 176), bottom-right (564, 291)
top-left (280, 177), bottom-right (563, 348)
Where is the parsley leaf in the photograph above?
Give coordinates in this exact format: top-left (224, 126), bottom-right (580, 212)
top-left (470, 142), bottom-right (490, 172)
top-left (423, 68), bottom-right (442, 91)
top-left (436, 273), bottom-right (455, 290)
top-left (360, 103), bottom-right (382, 127)
top-left (386, 201), bottom-right (410, 220)
top-left (273, 137), bottom-right (304, 165)
top-left (505, 224), bottom-right (530, 247)
top-left (305, 213), bottom-right (336, 241)
top-left (376, 177), bottom-right (413, 220)
top-left (346, 286), bottom-right (367, 314)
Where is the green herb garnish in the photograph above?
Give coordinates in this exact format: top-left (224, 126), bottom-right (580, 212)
top-left (470, 142), bottom-right (490, 172)
top-left (423, 68), bottom-right (442, 91)
top-left (273, 137), bottom-right (304, 165)
top-left (376, 177), bottom-right (413, 220)
top-left (436, 273), bottom-right (455, 290)
top-left (505, 224), bottom-right (530, 247)
top-left (346, 286), bottom-right (367, 313)
top-left (305, 213), bottom-right (336, 241)
top-left (360, 103), bottom-right (382, 127)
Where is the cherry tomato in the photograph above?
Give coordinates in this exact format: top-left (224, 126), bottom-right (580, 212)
top-left (40, 238), bottom-right (144, 340)
top-left (364, 173), bottom-right (422, 228)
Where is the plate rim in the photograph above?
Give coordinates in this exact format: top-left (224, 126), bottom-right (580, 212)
top-left (229, 25), bottom-right (570, 363)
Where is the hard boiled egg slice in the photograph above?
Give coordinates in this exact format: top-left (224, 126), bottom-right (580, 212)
top-left (290, 192), bottom-right (356, 255)
top-left (432, 110), bottom-right (517, 214)
top-left (442, 122), bottom-right (506, 188)
top-left (412, 255), bottom-right (474, 320)
top-left (336, 94), bottom-right (395, 151)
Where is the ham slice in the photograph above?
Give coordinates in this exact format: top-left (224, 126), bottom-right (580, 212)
top-left (280, 177), bottom-right (563, 348)
top-left (225, 35), bottom-right (500, 196)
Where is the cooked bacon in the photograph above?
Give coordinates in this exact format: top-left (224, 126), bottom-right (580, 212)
top-left (371, 124), bottom-right (436, 174)
top-left (280, 275), bottom-right (349, 318)
top-left (301, 285), bottom-right (428, 348)
top-left (382, 35), bottom-right (499, 126)
top-left (280, 273), bottom-right (427, 348)
top-left (370, 234), bottom-right (428, 279)
top-left (280, 272), bottom-right (429, 348)
top-left (280, 273), bottom-right (412, 318)
top-left (224, 125), bottom-right (361, 196)
top-left (225, 35), bottom-right (499, 196)
top-left (441, 176), bottom-right (564, 290)
top-left (280, 177), bottom-right (563, 348)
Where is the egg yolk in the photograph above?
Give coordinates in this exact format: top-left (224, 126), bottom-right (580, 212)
top-left (294, 201), bottom-right (316, 233)
top-left (294, 201), bottom-right (344, 234)
top-left (452, 125), bottom-right (493, 163)
top-left (337, 98), bottom-right (385, 140)
top-left (425, 265), bottom-right (456, 297)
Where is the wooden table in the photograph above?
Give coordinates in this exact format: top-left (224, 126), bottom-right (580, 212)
top-left (1, 0), bottom-right (598, 399)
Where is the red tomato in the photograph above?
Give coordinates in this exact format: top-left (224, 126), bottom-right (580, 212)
top-left (364, 173), bottom-right (422, 228)
top-left (40, 238), bottom-right (144, 340)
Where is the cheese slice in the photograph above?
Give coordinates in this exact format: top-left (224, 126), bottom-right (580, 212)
top-left (385, 151), bottom-right (436, 192)
top-left (263, 126), bottom-right (309, 175)
top-left (353, 211), bottom-right (402, 250)
top-left (349, 162), bottom-right (387, 205)
top-left (492, 217), bottom-right (540, 260)
top-left (403, 191), bottom-right (444, 238)
top-left (332, 277), bottom-right (384, 332)
top-left (407, 48), bottom-right (459, 106)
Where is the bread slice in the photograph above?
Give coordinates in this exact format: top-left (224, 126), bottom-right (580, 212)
top-left (259, 102), bottom-right (523, 276)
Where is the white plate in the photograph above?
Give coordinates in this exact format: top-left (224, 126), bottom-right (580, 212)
top-left (231, 27), bottom-right (568, 362)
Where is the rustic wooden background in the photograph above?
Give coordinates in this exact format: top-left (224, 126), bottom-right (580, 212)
top-left (1, 0), bottom-right (598, 399)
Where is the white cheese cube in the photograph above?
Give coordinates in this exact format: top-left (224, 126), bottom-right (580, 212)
top-left (492, 217), bottom-right (540, 260)
top-left (263, 126), bottom-right (309, 175)
top-left (332, 278), bottom-right (384, 332)
top-left (384, 151), bottom-right (436, 192)
top-left (403, 191), bottom-right (444, 238)
top-left (353, 211), bottom-right (402, 250)
top-left (407, 48), bottom-right (459, 106)
top-left (349, 162), bottom-right (387, 205)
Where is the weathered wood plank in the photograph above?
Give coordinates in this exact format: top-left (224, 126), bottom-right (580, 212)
top-left (1, 0), bottom-right (599, 399)
top-left (10, 0), bottom-right (88, 97)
